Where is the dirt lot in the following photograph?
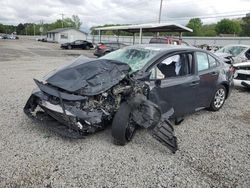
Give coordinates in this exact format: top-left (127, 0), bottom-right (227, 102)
top-left (0, 38), bottom-right (249, 187)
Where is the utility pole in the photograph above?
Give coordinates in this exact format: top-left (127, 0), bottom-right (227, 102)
top-left (60, 13), bottom-right (64, 28)
top-left (40, 20), bottom-right (44, 36)
top-left (157, 0), bottom-right (163, 36)
top-left (158, 0), bottom-right (163, 23)
top-left (33, 24), bottom-right (36, 36)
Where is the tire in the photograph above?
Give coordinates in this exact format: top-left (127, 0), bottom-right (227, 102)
top-left (68, 45), bottom-right (72, 49)
top-left (209, 85), bottom-right (227, 111)
top-left (85, 45), bottom-right (90, 50)
top-left (103, 51), bottom-right (110, 55)
top-left (111, 102), bottom-right (137, 146)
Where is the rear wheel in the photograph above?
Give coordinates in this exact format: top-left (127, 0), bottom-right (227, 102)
top-left (85, 45), bottom-right (90, 50)
top-left (104, 51), bottom-right (110, 55)
top-left (209, 85), bottom-right (226, 111)
top-left (111, 103), bottom-right (136, 146)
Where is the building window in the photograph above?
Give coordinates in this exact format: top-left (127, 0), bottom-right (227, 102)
top-left (60, 33), bottom-right (68, 39)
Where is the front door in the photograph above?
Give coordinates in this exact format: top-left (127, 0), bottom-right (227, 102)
top-left (147, 52), bottom-right (199, 117)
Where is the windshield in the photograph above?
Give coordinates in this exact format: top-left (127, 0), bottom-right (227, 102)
top-left (217, 46), bottom-right (247, 57)
top-left (99, 47), bottom-right (161, 72)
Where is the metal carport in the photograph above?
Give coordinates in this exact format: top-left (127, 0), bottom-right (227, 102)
top-left (93, 22), bottom-right (193, 44)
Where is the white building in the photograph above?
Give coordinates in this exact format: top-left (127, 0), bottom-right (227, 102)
top-left (46, 28), bottom-right (88, 43)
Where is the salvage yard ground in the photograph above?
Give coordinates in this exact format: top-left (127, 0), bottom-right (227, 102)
top-left (0, 38), bottom-right (250, 187)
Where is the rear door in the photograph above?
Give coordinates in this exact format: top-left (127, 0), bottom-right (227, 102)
top-left (147, 52), bottom-right (200, 117)
top-left (195, 52), bottom-right (220, 108)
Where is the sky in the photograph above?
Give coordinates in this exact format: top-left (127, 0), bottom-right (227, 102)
top-left (0, 0), bottom-right (250, 31)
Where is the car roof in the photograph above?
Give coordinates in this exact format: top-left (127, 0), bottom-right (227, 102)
top-left (125, 44), bottom-right (196, 52)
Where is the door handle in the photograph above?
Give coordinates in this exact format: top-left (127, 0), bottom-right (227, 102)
top-left (189, 81), bottom-right (199, 86)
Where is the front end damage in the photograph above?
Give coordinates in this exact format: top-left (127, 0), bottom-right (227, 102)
top-left (24, 58), bottom-right (177, 153)
top-left (233, 62), bottom-right (250, 89)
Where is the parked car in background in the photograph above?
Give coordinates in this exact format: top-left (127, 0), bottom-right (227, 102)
top-left (215, 44), bottom-right (250, 64)
top-left (0, 35), bottom-right (18, 40)
top-left (1, 35), bottom-right (8, 39)
top-left (233, 61), bottom-right (250, 89)
top-left (149, 37), bottom-right (190, 46)
top-left (61, 40), bottom-right (93, 50)
top-left (94, 42), bottom-right (127, 57)
top-left (24, 44), bottom-right (234, 152)
top-left (37, 38), bottom-right (47, 42)
top-left (8, 35), bottom-right (19, 40)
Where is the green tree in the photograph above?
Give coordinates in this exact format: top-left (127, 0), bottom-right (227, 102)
top-left (16, 23), bottom-right (25, 35)
top-left (72, 15), bottom-right (82, 29)
top-left (241, 16), bottom-right (250, 36)
top-left (215, 19), bottom-right (241, 35)
top-left (202, 24), bottom-right (217, 36)
top-left (186, 18), bottom-right (203, 36)
top-left (0, 23), bottom-right (5, 33)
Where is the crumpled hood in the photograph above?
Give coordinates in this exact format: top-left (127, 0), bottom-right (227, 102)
top-left (43, 56), bottom-right (131, 96)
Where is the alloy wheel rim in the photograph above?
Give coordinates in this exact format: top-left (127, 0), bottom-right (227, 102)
top-left (214, 88), bottom-right (225, 109)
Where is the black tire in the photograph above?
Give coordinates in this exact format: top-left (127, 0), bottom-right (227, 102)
top-left (111, 103), bottom-right (136, 146)
top-left (103, 51), bottom-right (110, 55)
top-left (209, 85), bottom-right (227, 111)
top-left (68, 45), bottom-right (72, 49)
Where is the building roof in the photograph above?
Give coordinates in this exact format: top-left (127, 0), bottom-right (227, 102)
top-left (47, 28), bottom-right (87, 34)
top-left (94, 22), bottom-right (193, 33)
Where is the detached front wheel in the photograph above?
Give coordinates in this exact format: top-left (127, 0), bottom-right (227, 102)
top-left (111, 103), bottom-right (137, 146)
top-left (209, 85), bottom-right (226, 111)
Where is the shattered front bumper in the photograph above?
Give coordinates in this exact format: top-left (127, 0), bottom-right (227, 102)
top-left (234, 69), bottom-right (250, 89)
top-left (24, 80), bottom-right (178, 153)
top-left (24, 81), bottom-right (108, 134)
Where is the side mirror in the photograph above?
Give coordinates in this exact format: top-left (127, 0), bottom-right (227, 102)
top-left (134, 71), bottom-right (151, 81)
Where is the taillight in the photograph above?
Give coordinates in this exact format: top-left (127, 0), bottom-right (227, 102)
top-left (98, 44), bottom-right (106, 50)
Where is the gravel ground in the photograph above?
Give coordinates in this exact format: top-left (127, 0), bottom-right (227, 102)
top-left (0, 39), bottom-right (250, 188)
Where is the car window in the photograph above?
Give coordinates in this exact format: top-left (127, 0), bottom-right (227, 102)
top-left (208, 54), bottom-right (217, 68)
top-left (149, 53), bottom-right (193, 79)
top-left (196, 52), bottom-right (209, 72)
top-left (217, 46), bottom-right (247, 57)
top-left (160, 39), bottom-right (166, 43)
top-left (75, 40), bottom-right (83, 45)
top-left (149, 38), bottom-right (156, 43)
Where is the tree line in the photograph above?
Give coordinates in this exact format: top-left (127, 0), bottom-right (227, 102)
top-left (1, 15), bottom-right (250, 37)
top-left (0, 15), bottom-right (82, 35)
top-left (185, 16), bottom-right (250, 36)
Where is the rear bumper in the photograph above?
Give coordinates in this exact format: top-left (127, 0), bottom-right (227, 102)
top-left (93, 50), bottom-right (104, 57)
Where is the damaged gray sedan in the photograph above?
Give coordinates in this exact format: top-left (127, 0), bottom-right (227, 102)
top-left (24, 44), bottom-right (234, 153)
